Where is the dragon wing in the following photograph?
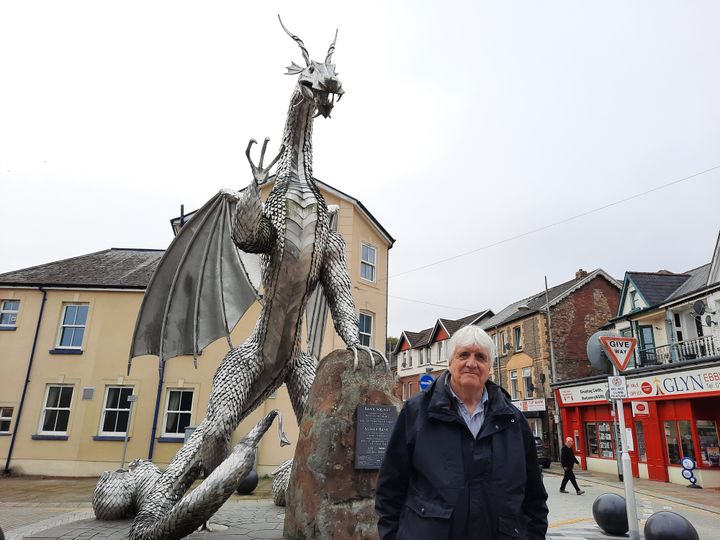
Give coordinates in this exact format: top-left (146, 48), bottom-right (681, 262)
top-left (129, 191), bottom-right (261, 371)
top-left (305, 205), bottom-right (339, 359)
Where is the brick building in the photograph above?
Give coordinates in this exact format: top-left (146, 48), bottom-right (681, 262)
top-left (480, 269), bottom-right (621, 459)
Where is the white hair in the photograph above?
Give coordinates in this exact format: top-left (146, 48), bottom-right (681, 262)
top-left (447, 325), bottom-right (495, 363)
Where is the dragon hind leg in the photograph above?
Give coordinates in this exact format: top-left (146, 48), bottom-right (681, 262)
top-left (131, 341), bottom-right (264, 539)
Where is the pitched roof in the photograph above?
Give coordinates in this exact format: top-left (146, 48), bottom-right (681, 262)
top-left (440, 310), bottom-right (492, 337)
top-left (481, 269), bottom-right (620, 329)
top-left (0, 249), bottom-right (164, 289)
top-left (664, 264), bottom-right (712, 302)
top-left (627, 271), bottom-right (691, 307)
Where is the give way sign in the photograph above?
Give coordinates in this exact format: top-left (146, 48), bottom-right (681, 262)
top-left (599, 336), bottom-right (638, 372)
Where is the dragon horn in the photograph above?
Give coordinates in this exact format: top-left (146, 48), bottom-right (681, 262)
top-left (278, 15), bottom-right (310, 66)
top-left (325, 28), bottom-right (338, 64)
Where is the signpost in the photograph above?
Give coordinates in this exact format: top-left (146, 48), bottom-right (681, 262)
top-left (599, 336), bottom-right (639, 540)
top-left (418, 373), bottom-right (434, 391)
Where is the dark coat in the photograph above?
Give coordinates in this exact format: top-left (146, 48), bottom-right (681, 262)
top-left (561, 444), bottom-right (579, 469)
top-left (375, 373), bottom-right (548, 540)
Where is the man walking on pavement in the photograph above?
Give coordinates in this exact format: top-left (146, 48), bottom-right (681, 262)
top-left (560, 437), bottom-right (585, 495)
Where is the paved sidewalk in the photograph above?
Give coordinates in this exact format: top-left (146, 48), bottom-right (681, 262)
top-left (544, 465), bottom-right (720, 515)
top-left (2, 471), bottom-right (717, 539)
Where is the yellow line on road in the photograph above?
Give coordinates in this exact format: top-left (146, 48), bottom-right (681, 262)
top-left (549, 517), bottom-right (593, 528)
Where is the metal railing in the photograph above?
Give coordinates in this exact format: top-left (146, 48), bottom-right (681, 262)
top-left (637, 335), bottom-right (716, 366)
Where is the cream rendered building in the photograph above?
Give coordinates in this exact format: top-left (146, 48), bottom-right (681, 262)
top-left (0, 179), bottom-right (393, 477)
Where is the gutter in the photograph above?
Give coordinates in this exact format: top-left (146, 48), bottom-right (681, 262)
top-left (4, 288), bottom-right (46, 475)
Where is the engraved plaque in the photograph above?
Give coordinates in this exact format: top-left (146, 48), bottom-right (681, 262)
top-left (355, 404), bottom-right (397, 470)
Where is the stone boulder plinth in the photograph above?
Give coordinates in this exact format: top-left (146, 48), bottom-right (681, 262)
top-left (284, 349), bottom-right (401, 540)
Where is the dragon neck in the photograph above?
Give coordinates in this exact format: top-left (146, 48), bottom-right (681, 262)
top-left (276, 88), bottom-right (315, 185)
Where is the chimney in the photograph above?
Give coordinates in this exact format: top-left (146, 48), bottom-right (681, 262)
top-left (575, 269), bottom-right (588, 279)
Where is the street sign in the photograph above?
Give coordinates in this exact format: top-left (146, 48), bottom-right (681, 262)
top-left (599, 336), bottom-right (637, 372)
top-left (608, 376), bottom-right (628, 399)
top-left (127, 395), bottom-right (138, 402)
top-left (418, 374), bottom-right (434, 391)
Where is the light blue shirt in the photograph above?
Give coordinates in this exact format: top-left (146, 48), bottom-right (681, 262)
top-left (447, 380), bottom-right (489, 438)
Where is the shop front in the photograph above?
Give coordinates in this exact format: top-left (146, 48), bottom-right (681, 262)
top-left (512, 397), bottom-right (547, 439)
top-left (555, 359), bottom-right (720, 487)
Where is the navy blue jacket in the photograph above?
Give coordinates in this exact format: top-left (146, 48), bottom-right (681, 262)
top-left (375, 373), bottom-right (548, 540)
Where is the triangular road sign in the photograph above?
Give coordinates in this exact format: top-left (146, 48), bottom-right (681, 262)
top-left (599, 336), bottom-right (637, 372)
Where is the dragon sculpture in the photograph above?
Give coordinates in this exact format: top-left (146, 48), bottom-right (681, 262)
top-left (93, 17), bottom-right (386, 539)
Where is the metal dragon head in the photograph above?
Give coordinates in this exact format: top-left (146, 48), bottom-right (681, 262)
top-left (279, 15), bottom-right (344, 119)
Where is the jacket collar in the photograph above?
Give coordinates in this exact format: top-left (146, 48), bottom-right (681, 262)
top-left (427, 371), bottom-right (516, 422)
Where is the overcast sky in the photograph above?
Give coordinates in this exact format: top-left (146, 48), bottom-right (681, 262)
top-left (2, 1), bottom-right (719, 338)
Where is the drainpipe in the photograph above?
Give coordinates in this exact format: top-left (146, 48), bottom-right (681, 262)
top-left (4, 288), bottom-right (46, 475)
top-left (147, 361), bottom-right (165, 461)
top-left (544, 276), bottom-right (563, 460)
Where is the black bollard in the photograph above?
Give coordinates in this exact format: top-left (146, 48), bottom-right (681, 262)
top-left (644, 511), bottom-right (699, 540)
top-left (592, 493), bottom-right (629, 536)
top-left (236, 469), bottom-right (259, 494)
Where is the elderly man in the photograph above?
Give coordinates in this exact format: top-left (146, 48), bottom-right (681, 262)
top-left (375, 325), bottom-right (548, 540)
top-left (560, 437), bottom-right (585, 495)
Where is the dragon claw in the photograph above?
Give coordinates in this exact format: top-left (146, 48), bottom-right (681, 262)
top-left (347, 345), bottom-right (389, 372)
top-left (246, 137), bottom-right (284, 186)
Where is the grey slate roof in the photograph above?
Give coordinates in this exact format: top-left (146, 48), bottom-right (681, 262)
top-left (665, 264), bottom-right (712, 302)
top-left (0, 249), bottom-right (164, 289)
top-left (481, 270), bottom-right (619, 329)
top-left (440, 310), bottom-right (492, 337)
top-left (628, 271), bottom-right (691, 307)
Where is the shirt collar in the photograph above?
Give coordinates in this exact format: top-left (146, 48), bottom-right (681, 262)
top-left (446, 377), bottom-right (488, 411)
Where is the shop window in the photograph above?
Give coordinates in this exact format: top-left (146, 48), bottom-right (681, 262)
top-left (585, 423), bottom-right (598, 456)
top-left (664, 421), bottom-right (681, 464)
top-left (635, 422), bottom-right (647, 462)
top-left (663, 420), bottom-right (696, 465)
top-left (678, 420), bottom-right (696, 461)
top-left (585, 421), bottom-right (614, 458)
top-left (697, 420), bottom-right (720, 467)
top-left (598, 422), bottom-right (614, 458)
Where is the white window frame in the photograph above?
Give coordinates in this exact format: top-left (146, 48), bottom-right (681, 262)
top-left (402, 383), bottom-right (407, 401)
top-left (0, 300), bottom-right (20, 327)
top-left (514, 326), bottom-right (523, 351)
top-left (360, 243), bottom-right (377, 283)
top-left (56, 303), bottom-right (89, 349)
top-left (359, 312), bottom-right (373, 347)
top-left (510, 370), bottom-right (519, 400)
top-left (522, 367), bottom-right (533, 398)
top-left (162, 389), bottom-right (194, 437)
top-left (439, 340), bottom-right (446, 363)
top-left (0, 407), bottom-right (13, 433)
top-left (39, 384), bottom-right (74, 435)
top-left (99, 386), bottom-right (134, 436)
